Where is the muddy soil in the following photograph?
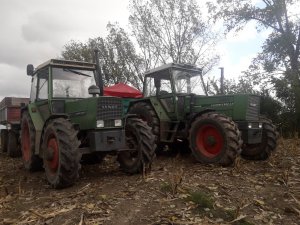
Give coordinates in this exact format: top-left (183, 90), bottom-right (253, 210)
top-left (0, 138), bottom-right (299, 225)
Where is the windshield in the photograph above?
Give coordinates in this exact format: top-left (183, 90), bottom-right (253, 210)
top-left (173, 69), bottom-right (206, 95)
top-left (144, 76), bottom-right (173, 97)
top-left (52, 67), bottom-right (96, 98)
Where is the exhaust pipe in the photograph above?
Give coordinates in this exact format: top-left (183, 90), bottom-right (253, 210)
top-left (94, 49), bottom-right (104, 96)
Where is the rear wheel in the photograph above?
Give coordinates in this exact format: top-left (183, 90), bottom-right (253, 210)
top-left (189, 113), bottom-right (242, 166)
top-left (42, 118), bottom-right (81, 189)
top-left (118, 118), bottom-right (156, 174)
top-left (7, 130), bottom-right (21, 157)
top-left (241, 118), bottom-right (277, 160)
top-left (21, 111), bottom-right (42, 171)
top-left (0, 130), bottom-right (8, 153)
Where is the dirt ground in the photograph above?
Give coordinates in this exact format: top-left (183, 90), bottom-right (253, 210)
top-left (0, 138), bottom-right (299, 225)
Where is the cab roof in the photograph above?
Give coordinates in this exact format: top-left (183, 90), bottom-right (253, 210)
top-left (36, 59), bottom-right (96, 71)
top-left (144, 63), bottom-right (202, 77)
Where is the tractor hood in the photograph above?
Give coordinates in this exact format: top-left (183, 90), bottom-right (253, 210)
top-left (191, 94), bottom-right (260, 121)
top-left (65, 96), bottom-right (123, 129)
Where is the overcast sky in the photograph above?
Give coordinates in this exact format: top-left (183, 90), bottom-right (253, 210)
top-left (0, 0), bottom-right (266, 99)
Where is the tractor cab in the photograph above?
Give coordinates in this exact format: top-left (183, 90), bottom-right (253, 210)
top-left (144, 63), bottom-right (205, 97)
top-left (143, 63), bottom-right (205, 120)
top-left (27, 59), bottom-right (98, 103)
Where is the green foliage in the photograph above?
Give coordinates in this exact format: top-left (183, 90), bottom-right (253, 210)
top-left (207, 0), bottom-right (300, 133)
top-left (129, 0), bottom-right (220, 73)
top-left (186, 190), bottom-right (214, 209)
top-left (160, 182), bottom-right (172, 194)
top-left (62, 24), bottom-right (144, 90)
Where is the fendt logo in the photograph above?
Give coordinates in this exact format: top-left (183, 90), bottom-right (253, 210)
top-left (99, 105), bottom-right (119, 110)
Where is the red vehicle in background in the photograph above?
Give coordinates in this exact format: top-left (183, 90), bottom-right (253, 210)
top-left (0, 97), bottom-right (29, 157)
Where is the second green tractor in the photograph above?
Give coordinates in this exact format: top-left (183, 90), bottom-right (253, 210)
top-left (128, 63), bottom-right (277, 166)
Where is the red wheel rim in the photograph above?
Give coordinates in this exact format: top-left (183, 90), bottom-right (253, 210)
top-left (22, 121), bottom-right (30, 162)
top-left (196, 124), bottom-right (224, 158)
top-left (46, 134), bottom-right (59, 174)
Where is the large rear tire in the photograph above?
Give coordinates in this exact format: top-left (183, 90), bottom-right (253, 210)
top-left (189, 112), bottom-right (242, 166)
top-left (128, 102), bottom-right (160, 144)
top-left (0, 130), bottom-right (8, 153)
top-left (118, 118), bottom-right (156, 174)
top-left (7, 130), bottom-right (21, 158)
top-left (21, 111), bottom-right (42, 171)
top-left (241, 118), bottom-right (277, 160)
top-left (42, 118), bottom-right (81, 189)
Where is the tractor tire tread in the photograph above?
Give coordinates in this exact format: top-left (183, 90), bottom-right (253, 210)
top-left (43, 118), bottom-right (81, 189)
top-left (118, 118), bottom-right (156, 174)
top-left (21, 111), bottom-right (43, 171)
top-left (189, 112), bottom-right (242, 166)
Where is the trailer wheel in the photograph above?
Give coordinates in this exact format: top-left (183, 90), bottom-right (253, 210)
top-left (241, 118), bottom-right (277, 160)
top-left (189, 113), bottom-right (242, 166)
top-left (0, 130), bottom-right (8, 153)
top-left (128, 102), bottom-right (160, 144)
top-left (118, 118), bottom-right (156, 174)
top-left (7, 130), bottom-right (21, 157)
top-left (21, 111), bottom-right (42, 171)
top-left (42, 118), bottom-right (80, 188)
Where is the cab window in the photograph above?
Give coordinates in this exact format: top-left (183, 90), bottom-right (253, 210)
top-left (37, 68), bottom-right (49, 100)
top-left (30, 75), bottom-right (38, 102)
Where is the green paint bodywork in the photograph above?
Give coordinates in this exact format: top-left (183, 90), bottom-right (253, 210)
top-left (65, 98), bottom-right (98, 130)
top-left (127, 63), bottom-right (262, 144)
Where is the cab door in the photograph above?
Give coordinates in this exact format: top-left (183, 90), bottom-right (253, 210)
top-left (157, 78), bottom-right (177, 120)
top-left (34, 67), bottom-right (51, 121)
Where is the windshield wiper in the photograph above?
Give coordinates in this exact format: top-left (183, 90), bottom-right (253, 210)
top-left (63, 68), bottom-right (91, 77)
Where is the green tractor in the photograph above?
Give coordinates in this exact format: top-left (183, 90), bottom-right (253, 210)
top-left (21, 56), bottom-right (155, 188)
top-left (128, 63), bottom-right (277, 166)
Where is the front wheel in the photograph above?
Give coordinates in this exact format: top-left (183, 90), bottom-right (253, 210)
top-left (241, 118), bottom-right (277, 160)
top-left (118, 118), bottom-right (156, 174)
top-left (42, 118), bottom-right (80, 188)
top-left (189, 113), bottom-right (242, 166)
top-left (21, 111), bottom-right (42, 171)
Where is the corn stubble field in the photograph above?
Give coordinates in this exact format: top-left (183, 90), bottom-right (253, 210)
top-left (0, 138), bottom-right (299, 225)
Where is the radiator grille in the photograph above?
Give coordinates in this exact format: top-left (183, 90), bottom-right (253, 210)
top-left (246, 96), bottom-right (260, 120)
top-left (96, 97), bottom-right (123, 121)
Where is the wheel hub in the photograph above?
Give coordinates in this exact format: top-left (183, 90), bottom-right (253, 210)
top-left (196, 124), bottom-right (224, 158)
top-left (206, 135), bottom-right (216, 146)
top-left (46, 137), bottom-right (59, 173)
top-left (45, 147), bottom-right (54, 160)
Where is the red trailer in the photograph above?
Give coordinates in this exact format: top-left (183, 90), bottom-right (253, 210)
top-left (0, 97), bottom-right (29, 157)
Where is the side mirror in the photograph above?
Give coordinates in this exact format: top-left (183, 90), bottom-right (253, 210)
top-left (27, 64), bottom-right (34, 76)
top-left (88, 85), bottom-right (100, 97)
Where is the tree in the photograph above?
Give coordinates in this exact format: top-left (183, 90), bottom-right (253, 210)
top-left (62, 24), bottom-right (145, 90)
top-left (208, 76), bottom-right (258, 95)
top-left (208, 0), bottom-right (300, 132)
top-left (129, 0), bottom-right (220, 73)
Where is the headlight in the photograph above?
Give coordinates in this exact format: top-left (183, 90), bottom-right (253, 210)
top-left (97, 120), bottom-right (104, 128)
top-left (114, 119), bottom-right (122, 127)
top-left (259, 123), bottom-right (263, 129)
top-left (248, 123), bottom-right (252, 129)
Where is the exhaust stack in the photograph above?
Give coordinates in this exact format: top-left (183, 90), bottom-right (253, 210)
top-left (94, 49), bottom-right (104, 96)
